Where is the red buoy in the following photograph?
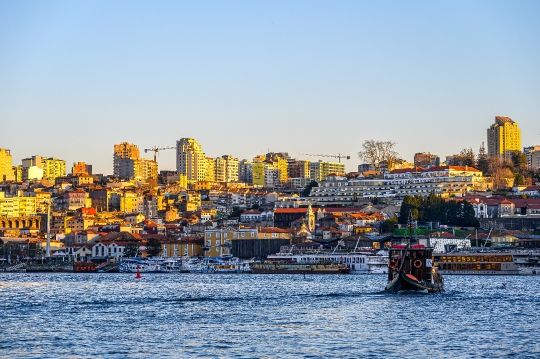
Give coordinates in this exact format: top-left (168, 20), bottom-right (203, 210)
top-left (136, 265), bottom-right (141, 279)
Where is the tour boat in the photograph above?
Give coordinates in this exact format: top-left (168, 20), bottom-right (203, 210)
top-left (385, 244), bottom-right (444, 293)
top-left (433, 252), bottom-right (519, 275)
top-left (252, 261), bottom-right (350, 274)
top-left (267, 246), bottom-right (388, 274)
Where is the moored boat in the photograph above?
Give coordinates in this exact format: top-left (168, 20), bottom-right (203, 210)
top-left (73, 261), bottom-right (98, 273)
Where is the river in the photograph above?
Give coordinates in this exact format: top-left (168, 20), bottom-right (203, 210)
top-left (1, 273), bottom-right (539, 358)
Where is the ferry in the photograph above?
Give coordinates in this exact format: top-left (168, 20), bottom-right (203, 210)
top-left (433, 252), bottom-right (519, 275)
top-left (252, 261), bottom-right (350, 274)
top-left (267, 246), bottom-right (388, 274)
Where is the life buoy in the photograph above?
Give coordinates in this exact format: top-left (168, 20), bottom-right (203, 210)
top-left (414, 260), bottom-right (422, 269)
top-left (388, 260), bottom-right (398, 269)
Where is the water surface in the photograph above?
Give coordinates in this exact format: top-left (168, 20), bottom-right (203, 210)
top-left (1, 273), bottom-right (539, 358)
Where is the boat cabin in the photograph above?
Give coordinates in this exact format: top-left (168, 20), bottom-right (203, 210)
top-left (387, 244), bottom-right (434, 283)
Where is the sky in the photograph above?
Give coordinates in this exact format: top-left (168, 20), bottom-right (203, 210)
top-left (1, 0), bottom-right (540, 174)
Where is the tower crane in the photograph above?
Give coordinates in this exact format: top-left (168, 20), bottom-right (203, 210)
top-left (299, 153), bottom-right (351, 162)
top-left (144, 146), bottom-right (176, 161)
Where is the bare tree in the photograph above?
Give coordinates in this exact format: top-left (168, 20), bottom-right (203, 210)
top-left (357, 140), bottom-right (400, 172)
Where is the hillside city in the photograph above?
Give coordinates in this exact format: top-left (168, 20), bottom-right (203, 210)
top-left (1, 116), bottom-right (540, 264)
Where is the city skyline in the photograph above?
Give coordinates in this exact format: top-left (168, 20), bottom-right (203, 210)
top-left (2, 1), bottom-right (540, 173)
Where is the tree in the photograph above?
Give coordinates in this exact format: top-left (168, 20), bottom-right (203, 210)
top-left (514, 173), bottom-right (525, 187)
top-left (476, 142), bottom-right (489, 174)
top-left (459, 148), bottom-right (476, 167)
top-left (145, 237), bottom-right (163, 257)
top-left (511, 151), bottom-right (528, 173)
top-left (124, 241), bottom-right (140, 258)
top-left (302, 181), bottom-right (318, 197)
top-left (357, 140), bottom-right (400, 173)
top-left (380, 217), bottom-right (398, 233)
top-left (230, 206), bottom-right (243, 218)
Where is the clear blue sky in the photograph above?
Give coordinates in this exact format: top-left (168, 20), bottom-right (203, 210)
top-left (1, 0), bottom-right (539, 174)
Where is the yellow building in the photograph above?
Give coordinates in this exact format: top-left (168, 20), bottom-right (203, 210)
top-left (33, 189), bottom-right (52, 213)
top-left (42, 158), bottom-right (67, 181)
top-left (12, 166), bottom-right (22, 181)
top-left (176, 138), bottom-right (208, 182)
top-left (65, 216), bottom-right (95, 234)
top-left (252, 162), bottom-right (266, 186)
top-left (487, 116), bottom-right (521, 160)
top-left (204, 227), bottom-right (257, 257)
top-left (119, 192), bottom-right (141, 213)
top-left (0, 192), bottom-right (37, 217)
top-left (310, 160), bottom-right (346, 181)
top-left (0, 149), bottom-right (15, 182)
top-left (206, 157), bottom-right (217, 181)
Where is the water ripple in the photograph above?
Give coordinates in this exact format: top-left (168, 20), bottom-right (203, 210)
top-left (1, 273), bottom-right (539, 358)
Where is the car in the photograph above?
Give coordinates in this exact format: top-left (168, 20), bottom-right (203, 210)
top-left (478, 227), bottom-right (487, 231)
top-left (460, 227), bottom-right (470, 231)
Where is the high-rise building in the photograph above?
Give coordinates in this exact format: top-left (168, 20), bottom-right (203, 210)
top-left (524, 146), bottom-right (540, 168)
top-left (310, 161), bottom-right (345, 182)
top-left (222, 155), bottom-right (239, 182)
top-left (288, 159), bottom-right (311, 179)
top-left (414, 152), bottom-right (440, 168)
top-left (113, 142), bottom-right (140, 177)
top-left (20, 155), bottom-right (65, 181)
top-left (238, 160), bottom-right (253, 184)
top-left (176, 138), bottom-right (208, 182)
top-left (42, 158), bottom-right (66, 181)
top-left (0, 149), bottom-right (14, 182)
top-left (487, 116), bottom-right (521, 160)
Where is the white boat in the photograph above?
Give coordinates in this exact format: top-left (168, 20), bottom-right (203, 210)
top-left (518, 267), bottom-right (540, 275)
top-left (267, 246), bottom-right (388, 274)
top-left (119, 258), bottom-right (162, 273)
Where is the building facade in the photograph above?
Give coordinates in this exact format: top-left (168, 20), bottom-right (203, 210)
top-left (487, 116), bottom-right (521, 160)
top-left (0, 149), bottom-right (14, 182)
top-left (176, 138), bottom-right (208, 182)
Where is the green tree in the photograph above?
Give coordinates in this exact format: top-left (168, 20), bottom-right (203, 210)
top-left (145, 237), bottom-right (163, 257)
top-left (124, 241), bottom-right (141, 258)
top-left (380, 217), bottom-right (398, 233)
top-left (476, 142), bottom-right (489, 174)
top-left (511, 151), bottom-right (528, 170)
top-left (302, 181), bottom-right (318, 197)
top-left (514, 173), bottom-right (525, 186)
top-left (230, 206), bottom-right (243, 218)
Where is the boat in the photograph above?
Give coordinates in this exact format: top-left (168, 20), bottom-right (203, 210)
top-left (518, 267), bottom-right (540, 275)
top-left (252, 261), bottom-right (350, 274)
top-left (73, 261), bottom-right (98, 273)
top-left (118, 258), bottom-right (162, 273)
top-left (161, 259), bottom-right (189, 273)
top-left (385, 244), bottom-right (444, 293)
top-left (433, 252), bottom-right (519, 275)
top-left (267, 244), bottom-right (388, 274)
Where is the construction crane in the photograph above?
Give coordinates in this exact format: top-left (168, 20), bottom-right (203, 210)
top-left (144, 146), bottom-right (176, 161)
top-left (299, 153), bottom-right (351, 162)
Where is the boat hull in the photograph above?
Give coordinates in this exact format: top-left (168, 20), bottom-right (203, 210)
top-left (385, 272), bottom-right (443, 293)
top-left (252, 263), bottom-right (350, 274)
